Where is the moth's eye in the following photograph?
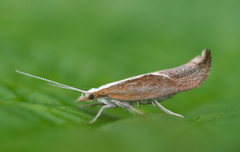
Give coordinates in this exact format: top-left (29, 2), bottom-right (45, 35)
top-left (89, 94), bottom-right (94, 100)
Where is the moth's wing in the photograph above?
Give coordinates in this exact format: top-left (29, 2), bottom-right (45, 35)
top-left (97, 50), bottom-right (211, 101)
top-left (98, 74), bottom-right (188, 101)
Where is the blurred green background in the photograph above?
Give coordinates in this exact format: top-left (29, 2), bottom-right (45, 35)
top-left (1, 0), bottom-right (240, 151)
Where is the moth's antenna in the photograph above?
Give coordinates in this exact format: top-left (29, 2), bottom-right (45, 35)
top-left (15, 70), bottom-right (87, 93)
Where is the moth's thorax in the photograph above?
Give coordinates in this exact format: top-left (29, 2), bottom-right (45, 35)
top-left (94, 94), bottom-right (174, 106)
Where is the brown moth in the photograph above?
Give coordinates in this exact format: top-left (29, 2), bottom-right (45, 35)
top-left (16, 49), bottom-right (212, 124)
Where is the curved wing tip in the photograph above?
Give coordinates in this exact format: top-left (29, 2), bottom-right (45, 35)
top-left (203, 49), bottom-right (211, 57)
top-left (191, 49), bottom-right (212, 64)
top-left (202, 49), bottom-right (212, 64)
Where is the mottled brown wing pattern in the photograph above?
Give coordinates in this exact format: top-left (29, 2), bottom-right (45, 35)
top-left (98, 74), bottom-right (181, 101)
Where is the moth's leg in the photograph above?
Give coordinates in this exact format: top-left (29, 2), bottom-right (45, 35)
top-left (153, 100), bottom-right (184, 118)
top-left (112, 100), bottom-right (145, 116)
top-left (135, 102), bottom-right (140, 107)
top-left (78, 102), bottom-right (105, 108)
top-left (87, 104), bottom-right (117, 124)
top-left (151, 101), bottom-right (156, 107)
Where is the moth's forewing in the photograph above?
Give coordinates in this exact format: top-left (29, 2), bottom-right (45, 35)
top-left (98, 74), bottom-right (180, 101)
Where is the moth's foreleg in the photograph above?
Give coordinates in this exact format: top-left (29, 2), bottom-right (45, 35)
top-left (135, 101), bottom-right (140, 107)
top-left (151, 101), bottom-right (156, 107)
top-left (153, 100), bottom-right (184, 118)
top-left (87, 104), bottom-right (117, 124)
top-left (111, 100), bottom-right (145, 116)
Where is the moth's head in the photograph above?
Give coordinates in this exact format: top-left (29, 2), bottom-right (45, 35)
top-left (76, 92), bottom-right (98, 102)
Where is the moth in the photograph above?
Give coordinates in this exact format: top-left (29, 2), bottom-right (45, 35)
top-left (16, 49), bottom-right (212, 124)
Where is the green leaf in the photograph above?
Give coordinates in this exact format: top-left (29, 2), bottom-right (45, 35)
top-left (1, 0), bottom-right (240, 151)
